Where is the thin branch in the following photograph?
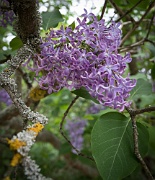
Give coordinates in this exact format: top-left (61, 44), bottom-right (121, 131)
top-left (119, 39), bottom-right (144, 52)
top-left (121, 1), bottom-right (155, 46)
top-left (109, 0), bottom-right (135, 22)
top-left (145, 39), bottom-right (155, 46)
top-left (116, 0), bottom-right (144, 22)
top-left (100, 0), bottom-right (108, 20)
top-left (17, 68), bottom-right (32, 89)
top-left (132, 106), bottom-right (155, 115)
top-left (145, 10), bottom-right (155, 40)
top-left (15, 69), bottom-right (22, 95)
top-left (122, 19), bottom-right (151, 26)
top-left (126, 107), bottom-right (154, 180)
top-left (59, 96), bottom-right (94, 161)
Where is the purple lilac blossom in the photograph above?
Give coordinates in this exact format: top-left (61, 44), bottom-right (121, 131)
top-left (29, 9), bottom-right (136, 111)
top-left (0, 89), bottom-right (12, 106)
top-left (66, 119), bottom-right (87, 154)
top-left (87, 102), bottom-right (105, 114)
top-left (0, 0), bottom-right (14, 27)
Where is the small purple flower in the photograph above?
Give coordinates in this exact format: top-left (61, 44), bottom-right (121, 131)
top-left (87, 102), bottom-right (105, 114)
top-left (66, 119), bottom-right (87, 154)
top-left (0, 89), bottom-right (12, 106)
top-left (0, 0), bottom-right (15, 27)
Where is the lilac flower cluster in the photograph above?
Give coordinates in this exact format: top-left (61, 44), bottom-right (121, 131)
top-left (0, 88), bottom-right (12, 106)
top-left (66, 119), bottom-right (87, 154)
top-left (31, 9), bottom-right (136, 111)
top-left (0, 0), bottom-right (14, 27)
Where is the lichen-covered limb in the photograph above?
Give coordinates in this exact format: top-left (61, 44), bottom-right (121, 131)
top-left (0, 45), bottom-right (32, 85)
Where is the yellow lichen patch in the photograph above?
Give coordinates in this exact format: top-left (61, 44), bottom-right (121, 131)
top-left (29, 86), bottom-right (47, 101)
top-left (27, 122), bottom-right (44, 135)
top-left (3, 176), bottom-right (11, 180)
top-left (7, 138), bottom-right (26, 150)
top-left (10, 153), bottom-right (22, 167)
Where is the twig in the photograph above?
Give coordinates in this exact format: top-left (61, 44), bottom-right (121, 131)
top-left (120, 38), bottom-right (155, 53)
top-left (17, 68), bottom-right (32, 89)
top-left (109, 0), bottom-right (135, 22)
top-left (116, 0), bottom-right (144, 22)
top-left (126, 107), bottom-right (154, 180)
top-left (59, 96), bottom-right (94, 161)
top-left (145, 10), bottom-right (155, 40)
top-left (100, 0), bottom-right (108, 20)
top-left (119, 39), bottom-right (144, 52)
top-left (122, 19), bottom-right (151, 26)
top-left (15, 69), bottom-right (22, 95)
top-left (121, 1), bottom-right (155, 46)
top-left (132, 106), bottom-right (155, 115)
top-left (145, 39), bottom-right (155, 46)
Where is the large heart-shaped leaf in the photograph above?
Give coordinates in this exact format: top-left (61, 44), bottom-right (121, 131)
top-left (91, 112), bottom-right (149, 180)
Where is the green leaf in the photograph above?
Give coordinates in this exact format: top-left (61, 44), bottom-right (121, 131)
top-left (91, 112), bottom-right (149, 180)
top-left (151, 64), bottom-right (155, 80)
top-left (130, 73), bottom-right (147, 80)
top-left (113, 0), bottom-right (127, 7)
top-left (69, 21), bottom-right (75, 30)
top-left (128, 0), bottom-right (150, 10)
top-left (42, 9), bottom-right (64, 30)
top-left (59, 142), bottom-right (71, 155)
top-left (72, 87), bottom-right (99, 103)
top-left (10, 37), bottom-right (23, 51)
top-left (149, 126), bottom-right (155, 151)
top-left (129, 78), bottom-right (152, 100)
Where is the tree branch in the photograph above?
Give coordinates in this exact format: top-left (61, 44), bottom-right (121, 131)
top-left (145, 39), bottom-right (155, 46)
top-left (121, 1), bottom-right (155, 46)
top-left (116, 0), bottom-right (144, 22)
top-left (145, 10), bottom-right (155, 40)
top-left (12, 0), bottom-right (41, 45)
top-left (109, 0), bottom-right (135, 22)
top-left (131, 106), bottom-right (155, 115)
top-left (17, 68), bottom-right (32, 89)
top-left (119, 38), bottom-right (144, 52)
top-left (126, 107), bottom-right (154, 179)
top-left (0, 105), bottom-right (19, 125)
top-left (100, 0), bottom-right (108, 20)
